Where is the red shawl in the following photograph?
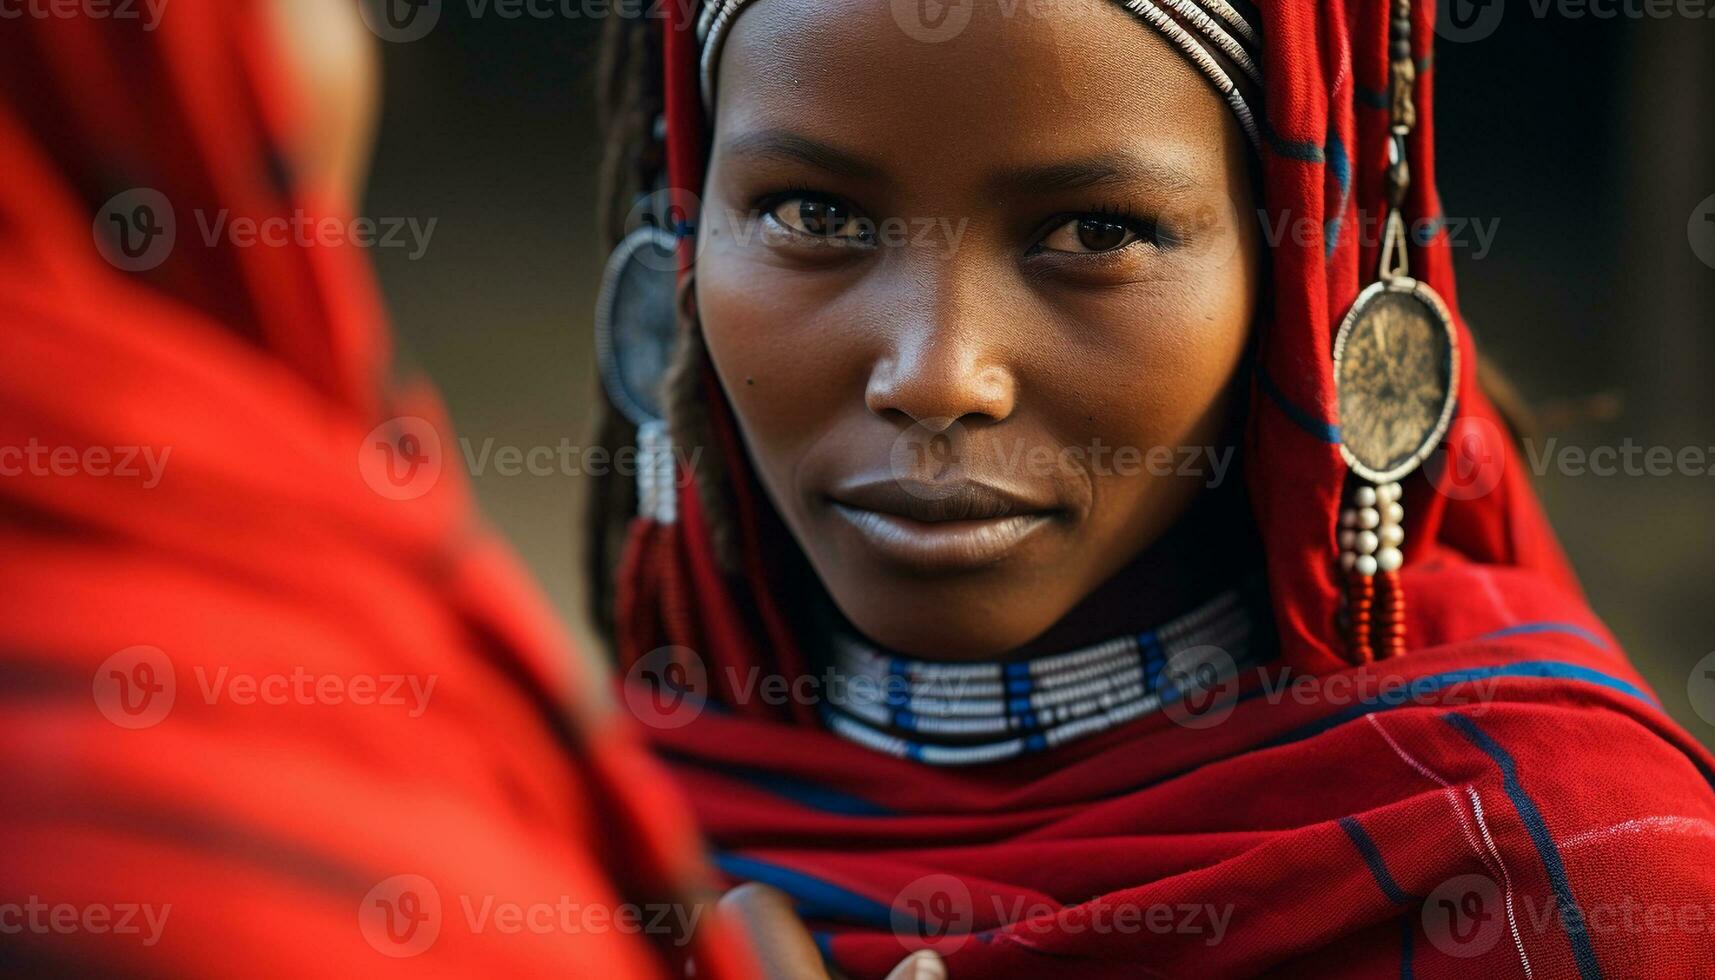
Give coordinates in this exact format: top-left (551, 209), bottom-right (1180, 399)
top-left (617, 2), bottom-right (1715, 977)
top-left (0, 5), bottom-right (752, 978)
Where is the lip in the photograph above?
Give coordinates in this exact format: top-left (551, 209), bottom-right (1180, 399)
top-left (827, 478), bottom-right (1063, 573)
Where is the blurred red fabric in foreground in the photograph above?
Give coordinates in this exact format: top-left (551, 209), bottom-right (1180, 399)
top-left (0, 4), bottom-right (750, 977)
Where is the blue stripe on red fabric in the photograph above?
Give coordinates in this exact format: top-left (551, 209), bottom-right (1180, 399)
top-left (1339, 816), bottom-right (1417, 905)
top-left (1263, 120), bottom-right (1327, 163)
top-left (1269, 660), bottom-right (1661, 748)
top-left (1325, 132), bottom-right (1353, 257)
top-left (713, 852), bottom-right (893, 927)
top-left (1256, 367), bottom-right (1341, 443)
top-left (1444, 714), bottom-right (1604, 980)
top-left (1333, 812), bottom-right (1426, 980)
top-left (1478, 621), bottom-right (1611, 652)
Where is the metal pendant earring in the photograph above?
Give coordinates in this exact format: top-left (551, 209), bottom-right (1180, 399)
top-left (1332, 0), bottom-right (1460, 663)
top-left (594, 184), bottom-right (681, 524)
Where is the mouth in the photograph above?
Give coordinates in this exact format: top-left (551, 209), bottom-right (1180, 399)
top-left (826, 479), bottom-right (1065, 573)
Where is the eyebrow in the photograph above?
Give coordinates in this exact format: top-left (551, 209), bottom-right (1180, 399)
top-left (718, 129), bottom-right (887, 182)
top-left (718, 130), bottom-right (1206, 197)
top-left (992, 154), bottom-right (1205, 197)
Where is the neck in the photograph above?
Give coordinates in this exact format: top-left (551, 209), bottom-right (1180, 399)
top-left (1010, 476), bottom-right (1258, 660)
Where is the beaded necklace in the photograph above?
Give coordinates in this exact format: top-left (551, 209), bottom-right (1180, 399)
top-left (822, 589), bottom-right (1260, 766)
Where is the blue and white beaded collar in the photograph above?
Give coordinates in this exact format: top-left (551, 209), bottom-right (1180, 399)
top-left (821, 590), bottom-right (1259, 766)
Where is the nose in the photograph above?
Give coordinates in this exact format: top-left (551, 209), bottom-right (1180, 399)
top-left (863, 273), bottom-right (1018, 431)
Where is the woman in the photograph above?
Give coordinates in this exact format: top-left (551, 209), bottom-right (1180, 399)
top-left (0, 3), bottom-right (754, 977)
top-left (590, 0), bottom-right (1715, 977)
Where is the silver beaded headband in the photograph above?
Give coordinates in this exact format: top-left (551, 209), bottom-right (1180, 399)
top-left (696, 0), bottom-right (1265, 153)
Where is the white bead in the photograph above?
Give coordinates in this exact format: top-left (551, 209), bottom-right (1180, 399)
top-left (1380, 482), bottom-right (1401, 502)
top-left (1339, 530), bottom-right (1358, 550)
top-left (1358, 530), bottom-right (1379, 555)
top-left (1382, 524), bottom-right (1405, 547)
top-left (1340, 509), bottom-right (1359, 529)
top-left (1385, 502), bottom-right (1405, 525)
top-left (1356, 554), bottom-right (1378, 577)
top-left (1354, 486), bottom-right (1378, 508)
top-left (1340, 551), bottom-right (1357, 573)
top-left (1377, 547), bottom-right (1403, 572)
top-left (1358, 507), bottom-right (1380, 530)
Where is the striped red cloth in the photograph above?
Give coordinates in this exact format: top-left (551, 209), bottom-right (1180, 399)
top-left (614, 1), bottom-right (1715, 977)
top-left (0, 4), bottom-right (752, 977)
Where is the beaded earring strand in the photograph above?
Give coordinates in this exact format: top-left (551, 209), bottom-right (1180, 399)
top-left (1331, 0), bottom-right (1459, 663)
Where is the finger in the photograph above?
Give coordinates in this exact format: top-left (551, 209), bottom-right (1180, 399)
top-left (884, 949), bottom-right (948, 980)
top-left (718, 883), bottom-right (831, 980)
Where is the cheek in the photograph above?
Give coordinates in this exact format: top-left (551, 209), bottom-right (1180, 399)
top-left (1060, 273), bottom-right (1250, 436)
top-left (1056, 270), bottom-right (1253, 524)
top-left (693, 244), bottom-right (858, 490)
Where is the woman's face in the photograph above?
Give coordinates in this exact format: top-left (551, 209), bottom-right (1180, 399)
top-left (697, 0), bottom-right (1260, 659)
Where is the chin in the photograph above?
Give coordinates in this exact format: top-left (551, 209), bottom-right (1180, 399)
top-left (826, 581), bottom-right (1060, 660)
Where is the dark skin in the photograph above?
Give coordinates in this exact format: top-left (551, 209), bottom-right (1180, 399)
top-left (698, 0), bottom-right (1262, 662)
top-left (698, 1), bottom-right (1262, 971)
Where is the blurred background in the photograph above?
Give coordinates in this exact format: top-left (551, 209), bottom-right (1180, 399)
top-left (359, 6), bottom-right (1715, 745)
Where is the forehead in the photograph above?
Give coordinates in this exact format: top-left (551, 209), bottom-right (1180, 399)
top-left (711, 0), bottom-right (1237, 177)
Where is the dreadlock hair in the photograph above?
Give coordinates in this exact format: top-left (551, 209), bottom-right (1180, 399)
top-left (584, 12), bottom-right (657, 645)
top-left (586, 12), bottom-right (739, 648)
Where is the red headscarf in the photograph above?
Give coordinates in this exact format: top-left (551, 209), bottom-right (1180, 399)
top-left (617, 2), bottom-right (1715, 977)
top-left (0, 4), bottom-right (753, 977)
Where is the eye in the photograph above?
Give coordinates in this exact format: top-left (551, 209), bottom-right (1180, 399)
top-left (764, 194), bottom-right (869, 242)
top-left (1039, 215), bottom-right (1147, 254)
